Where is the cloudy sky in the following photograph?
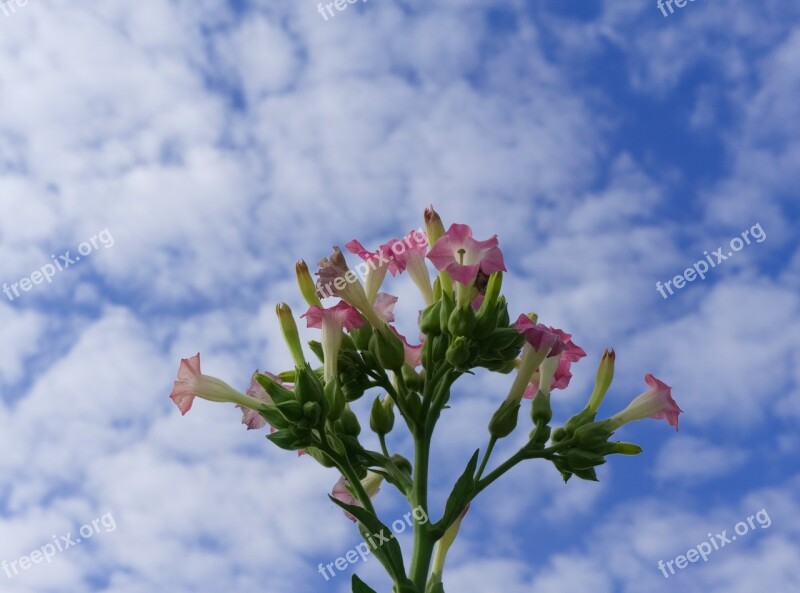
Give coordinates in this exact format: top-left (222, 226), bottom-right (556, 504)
top-left (1, 1), bottom-right (798, 592)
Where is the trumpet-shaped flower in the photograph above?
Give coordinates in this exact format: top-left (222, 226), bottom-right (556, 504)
top-left (345, 239), bottom-right (400, 303)
top-left (427, 223), bottom-right (506, 286)
top-left (607, 373), bottom-right (683, 431)
top-left (169, 353), bottom-right (257, 415)
top-left (316, 247), bottom-right (385, 328)
top-left (386, 229), bottom-right (434, 305)
top-left (303, 300), bottom-right (366, 382)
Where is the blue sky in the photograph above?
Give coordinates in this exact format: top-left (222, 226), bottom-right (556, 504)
top-left (1, 1), bottom-right (799, 592)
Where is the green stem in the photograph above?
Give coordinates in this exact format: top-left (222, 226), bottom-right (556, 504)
top-left (379, 433), bottom-right (390, 457)
top-left (408, 428), bottom-right (434, 590)
top-left (474, 436), bottom-right (497, 481)
top-left (474, 439), bottom-right (574, 497)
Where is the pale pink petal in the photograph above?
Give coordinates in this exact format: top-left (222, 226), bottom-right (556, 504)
top-left (373, 293), bottom-right (398, 323)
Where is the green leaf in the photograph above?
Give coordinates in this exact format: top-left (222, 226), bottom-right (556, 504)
top-left (437, 449), bottom-right (479, 534)
top-left (351, 574), bottom-right (378, 593)
top-left (328, 495), bottom-right (406, 580)
top-left (308, 340), bottom-right (325, 363)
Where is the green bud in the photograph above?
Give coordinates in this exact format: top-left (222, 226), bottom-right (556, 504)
top-left (370, 396), bottom-right (395, 435)
top-left (489, 398), bottom-right (521, 439)
top-left (276, 400), bottom-right (304, 423)
top-left (531, 391), bottom-right (552, 426)
top-left (295, 364), bottom-right (326, 410)
top-left (276, 303), bottom-right (306, 366)
top-left (551, 427), bottom-right (568, 442)
top-left (445, 336), bottom-right (472, 369)
top-left (302, 401), bottom-right (322, 426)
top-left (563, 448), bottom-right (606, 471)
top-left (324, 378), bottom-right (346, 421)
top-left (295, 260), bottom-right (322, 307)
top-left (603, 442), bottom-right (643, 456)
top-left (370, 325), bottom-right (406, 371)
top-left (587, 348), bottom-right (615, 413)
top-left (340, 406), bottom-right (361, 437)
top-left (401, 365), bottom-right (424, 392)
top-left (563, 406), bottom-right (597, 436)
top-left (391, 453), bottom-right (413, 475)
top-left (439, 292), bottom-right (455, 335)
top-left (572, 422), bottom-right (613, 448)
top-left (420, 301), bottom-right (443, 335)
top-left (448, 304), bottom-right (476, 337)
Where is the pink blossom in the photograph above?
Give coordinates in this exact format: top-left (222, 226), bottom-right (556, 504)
top-left (373, 293), bottom-right (399, 323)
top-left (609, 373), bottom-right (683, 431)
top-left (426, 223), bottom-right (506, 286)
top-left (513, 315), bottom-right (567, 358)
top-left (169, 353), bottom-right (252, 415)
top-left (302, 300), bottom-right (366, 382)
top-left (386, 229), bottom-right (434, 305)
top-left (303, 300), bottom-right (365, 332)
top-left (345, 239), bottom-right (402, 276)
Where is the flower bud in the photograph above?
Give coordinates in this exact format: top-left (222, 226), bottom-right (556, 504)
top-left (340, 406), bottom-right (361, 436)
top-left (325, 378), bottom-right (346, 421)
top-left (445, 336), bottom-right (472, 369)
top-left (370, 325), bottom-right (406, 370)
top-left (489, 399), bottom-right (521, 439)
top-left (572, 422), bottom-right (612, 448)
top-left (302, 401), bottom-right (322, 426)
top-left (296, 260), bottom-right (322, 307)
top-left (602, 442), bottom-right (643, 456)
top-left (448, 304), bottom-right (476, 336)
top-left (563, 448), bottom-right (606, 471)
top-left (420, 301), bottom-right (443, 335)
top-left (276, 303), bottom-right (306, 366)
top-left (370, 396), bottom-right (395, 435)
top-left (295, 364), bottom-right (326, 411)
top-left (587, 348), bottom-right (615, 413)
top-left (531, 391), bottom-right (552, 426)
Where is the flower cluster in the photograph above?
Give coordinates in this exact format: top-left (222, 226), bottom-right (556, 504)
top-left (169, 206), bottom-right (682, 593)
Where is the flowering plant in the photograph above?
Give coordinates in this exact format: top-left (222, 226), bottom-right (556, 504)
top-left (169, 207), bottom-right (682, 593)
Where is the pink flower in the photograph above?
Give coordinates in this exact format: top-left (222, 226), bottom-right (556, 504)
top-left (345, 239), bottom-right (401, 303)
top-left (303, 300), bottom-right (366, 382)
top-left (426, 223), bottom-right (506, 286)
top-left (608, 373), bottom-right (683, 431)
top-left (345, 239), bottom-right (402, 276)
top-left (373, 292), bottom-right (398, 323)
top-left (169, 353), bottom-right (253, 415)
top-left (331, 473), bottom-right (384, 521)
top-left (315, 247), bottom-right (384, 328)
top-left (513, 315), bottom-right (567, 358)
top-left (386, 229), bottom-right (433, 305)
top-left (303, 300), bottom-right (365, 332)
